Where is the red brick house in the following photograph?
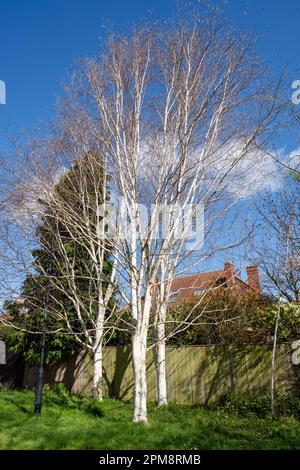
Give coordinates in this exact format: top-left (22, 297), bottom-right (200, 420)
top-left (169, 262), bottom-right (261, 306)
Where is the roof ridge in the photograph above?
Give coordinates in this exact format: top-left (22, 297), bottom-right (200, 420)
top-left (173, 269), bottom-right (223, 280)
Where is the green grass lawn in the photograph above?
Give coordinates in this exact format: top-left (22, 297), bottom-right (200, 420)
top-left (0, 388), bottom-right (300, 450)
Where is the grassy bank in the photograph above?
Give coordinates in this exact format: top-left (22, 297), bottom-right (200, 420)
top-left (0, 388), bottom-right (300, 449)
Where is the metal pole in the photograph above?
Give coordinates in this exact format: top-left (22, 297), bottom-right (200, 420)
top-left (34, 230), bottom-right (54, 415)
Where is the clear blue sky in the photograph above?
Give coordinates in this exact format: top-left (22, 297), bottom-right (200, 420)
top-left (0, 0), bottom-right (300, 135)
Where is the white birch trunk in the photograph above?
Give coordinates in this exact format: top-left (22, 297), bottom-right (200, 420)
top-left (92, 307), bottom-right (105, 400)
top-left (132, 327), bottom-right (148, 423)
top-left (132, 294), bottom-right (151, 423)
top-left (155, 304), bottom-right (168, 406)
top-left (92, 343), bottom-right (103, 400)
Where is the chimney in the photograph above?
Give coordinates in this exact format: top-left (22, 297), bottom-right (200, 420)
top-left (246, 265), bottom-right (260, 292)
top-left (224, 262), bottom-right (236, 286)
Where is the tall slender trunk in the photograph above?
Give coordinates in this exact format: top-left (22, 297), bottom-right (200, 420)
top-left (132, 293), bottom-right (151, 423)
top-left (92, 307), bottom-right (105, 400)
top-left (92, 342), bottom-right (103, 400)
top-left (271, 304), bottom-right (280, 415)
top-left (155, 304), bottom-right (168, 406)
top-left (132, 326), bottom-right (148, 423)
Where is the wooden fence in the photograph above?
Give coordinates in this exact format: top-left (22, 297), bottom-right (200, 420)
top-left (22, 344), bottom-right (298, 405)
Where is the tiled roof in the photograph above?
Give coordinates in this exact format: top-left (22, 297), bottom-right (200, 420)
top-left (169, 263), bottom-right (259, 305)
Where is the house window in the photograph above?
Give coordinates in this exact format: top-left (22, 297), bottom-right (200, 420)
top-left (194, 289), bottom-right (204, 296)
top-left (215, 277), bottom-right (227, 287)
top-left (169, 291), bottom-right (179, 303)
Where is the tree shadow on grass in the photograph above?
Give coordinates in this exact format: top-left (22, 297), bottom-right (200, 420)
top-left (0, 394), bottom-right (32, 416)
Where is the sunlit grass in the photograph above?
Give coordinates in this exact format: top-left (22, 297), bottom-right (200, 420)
top-left (0, 389), bottom-right (300, 449)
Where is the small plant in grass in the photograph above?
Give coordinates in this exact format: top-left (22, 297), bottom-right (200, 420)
top-left (43, 383), bottom-right (82, 409)
top-left (48, 383), bottom-right (70, 405)
top-left (220, 391), bottom-right (300, 419)
top-left (43, 382), bottom-right (104, 418)
top-left (83, 398), bottom-right (104, 418)
top-left (221, 393), bottom-right (270, 418)
top-left (274, 390), bottom-right (300, 418)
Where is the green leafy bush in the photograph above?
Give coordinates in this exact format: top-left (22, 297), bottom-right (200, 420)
top-left (249, 303), bottom-right (300, 343)
top-left (167, 290), bottom-right (271, 346)
top-left (167, 291), bottom-right (300, 346)
top-left (220, 391), bottom-right (300, 419)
